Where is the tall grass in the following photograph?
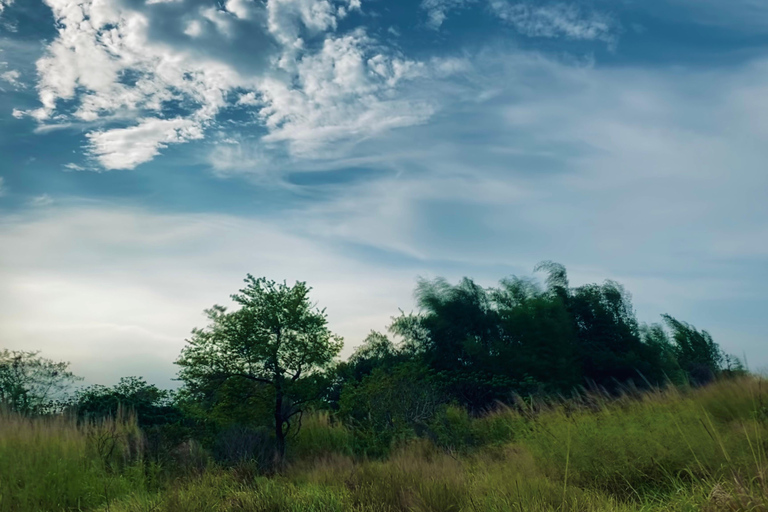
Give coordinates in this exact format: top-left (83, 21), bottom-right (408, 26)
top-left (3, 377), bottom-right (768, 511)
top-left (0, 409), bottom-right (147, 511)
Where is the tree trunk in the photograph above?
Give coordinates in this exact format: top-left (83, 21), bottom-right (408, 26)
top-left (274, 382), bottom-right (286, 466)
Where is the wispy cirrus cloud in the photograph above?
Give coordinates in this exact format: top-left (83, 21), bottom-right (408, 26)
top-left (419, 0), bottom-right (617, 43)
top-left (489, 1), bottom-right (617, 43)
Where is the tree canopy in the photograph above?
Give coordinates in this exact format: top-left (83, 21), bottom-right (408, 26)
top-left (175, 275), bottom-right (343, 462)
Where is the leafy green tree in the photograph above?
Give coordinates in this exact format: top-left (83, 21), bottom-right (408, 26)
top-left (662, 314), bottom-right (724, 384)
top-left (639, 323), bottom-right (687, 385)
top-left (175, 276), bottom-right (343, 463)
top-left (492, 275), bottom-right (581, 393)
top-left (0, 349), bottom-right (80, 414)
top-left (568, 281), bottom-right (665, 387)
top-left (405, 277), bottom-right (508, 410)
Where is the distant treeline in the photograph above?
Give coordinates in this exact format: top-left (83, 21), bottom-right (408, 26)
top-left (0, 262), bottom-right (744, 463)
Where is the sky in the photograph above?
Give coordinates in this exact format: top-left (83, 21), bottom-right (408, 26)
top-left (0, 0), bottom-right (767, 387)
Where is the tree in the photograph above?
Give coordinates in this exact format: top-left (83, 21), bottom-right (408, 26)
top-left (72, 376), bottom-right (179, 427)
top-left (0, 349), bottom-right (81, 414)
top-left (569, 281), bottom-right (662, 387)
top-left (175, 276), bottom-right (343, 463)
top-left (662, 314), bottom-right (724, 384)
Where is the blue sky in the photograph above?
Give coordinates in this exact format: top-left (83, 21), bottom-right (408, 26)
top-left (0, 0), bottom-right (767, 386)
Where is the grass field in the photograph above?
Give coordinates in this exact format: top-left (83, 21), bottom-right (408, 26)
top-left (2, 377), bottom-right (767, 511)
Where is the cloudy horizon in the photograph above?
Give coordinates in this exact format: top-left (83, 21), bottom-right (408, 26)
top-left (1, 0), bottom-right (767, 387)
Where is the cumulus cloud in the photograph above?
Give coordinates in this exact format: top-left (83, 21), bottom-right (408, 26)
top-left (16, 0), bottom-right (253, 168)
top-left (266, 0), bottom-right (338, 45)
top-left (18, 0), bottom-right (437, 170)
top-left (489, 1), bottom-right (616, 42)
top-left (259, 30), bottom-right (433, 155)
top-left (225, 0), bottom-right (255, 20)
top-left (87, 118), bottom-right (205, 170)
top-left (0, 0), bottom-right (12, 15)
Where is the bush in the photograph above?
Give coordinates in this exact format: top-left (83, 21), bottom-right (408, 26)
top-left (288, 411), bottom-right (353, 461)
top-left (212, 424), bottom-right (274, 470)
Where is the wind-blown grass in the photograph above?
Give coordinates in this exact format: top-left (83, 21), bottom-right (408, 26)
top-left (0, 409), bottom-right (148, 512)
top-left (3, 377), bottom-right (768, 511)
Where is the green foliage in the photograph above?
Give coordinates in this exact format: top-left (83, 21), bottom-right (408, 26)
top-left (1, 267), bottom-right (755, 511)
top-left (663, 314), bottom-right (725, 384)
top-left (71, 377), bottom-right (195, 468)
top-left (175, 276), bottom-right (343, 462)
top-left (387, 263), bottom-right (740, 412)
top-left (339, 362), bottom-right (444, 456)
top-left (4, 377), bottom-right (768, 511)
top-left (72, 377), bottom-right (179, 426)
top-left (0, 349), bottom-right (81, 414)
top-left (424, 404), bottom-right (477, 451)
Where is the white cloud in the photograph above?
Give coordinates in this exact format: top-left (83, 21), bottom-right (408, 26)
top-left (0, 57), bottom-right (24, 90)
top-left (0, 0), bottom-right (12, 15)
top-left (200, 6), bottom-right (235, 36)
top-left (421, 0), bottom-right (475, 30)
top-left (20, 0), bottom-right (437, 170)
top-left (259, 30), bottom-right (432, 156)
top-left (18, 0), bottom-right (252, 168)
top-left (489, 1), bottom-right (616, 42)
top-left (87, 117), bottom-right (205, 170)
top-left (184, 20), bottom-right (203, 37)
top-left (266, 0), bottom-right (338, 46)
top-left (225, 0), bottom-right (254, 20)
top-left (0, 69), bottom-right (23, 89)
top-left (19, 0), bottom-right (249, 169)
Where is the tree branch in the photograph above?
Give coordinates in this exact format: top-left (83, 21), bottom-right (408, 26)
top-left (223, 373), bottom-right (274, 386)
